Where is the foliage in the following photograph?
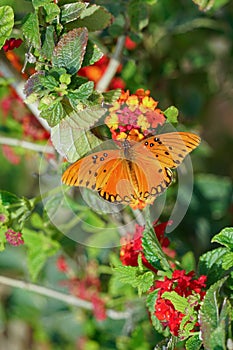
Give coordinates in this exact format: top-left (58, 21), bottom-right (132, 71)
top-left (0, 0), bottom-right (233, 349)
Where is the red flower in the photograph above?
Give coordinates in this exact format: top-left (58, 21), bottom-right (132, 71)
top-left (3, 38), bottom-right (22, 52)
top-left (2, 145), bottom-right (21, 165)
top-left (5, 229), bottom-right (24, 246)
top-left (152, 270), bottom-right (207, 337)
top-left (125, 36), bottom-right (137, 50)
top-left (120, 221), bottom-right (174, 272)
top-left (56, 255), bottom-right (69, 273)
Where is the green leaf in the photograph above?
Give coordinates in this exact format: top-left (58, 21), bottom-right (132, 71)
top-left (23, 228), bottom-right (60, 281)
top-left (41, 74), bottom-right (59, 90)
top-left (162, 291), bottom-right (189, 313)
top-left (44, 3), bottom-right (60, 23)
top-left (32, 0), bottom-right (52, 8)
top-left (52, 27), bottom-right (88, 74)
top-left (82, 40), bottom-right (103, 67)
top-left (51, 107), bottom-right (106, 161)
top-left (198, 247), bottom-right (228, 286)
top-left (22, 12), bottom-right (41, 49)
top-left (199, 277), bottom-right (228, 350)
top-left (41, 25), bottom-right (55, 60)
top-left (222, 252), bottom-right (233, 270)
top-left (185, 334), bottom-right (202, 350)
top-left (0, 6), bottom-right (14, 49)
top-left (39, 99), bottom-right (66, 127)
top-left (0, 191), bottom-right (20, 206)
top-left (113, 265), bottom-right (154, 296)
top-left (142, 223), bottom-right (171, 271)
top-left (128, 0), bottom-right (149, 31)
top-left (60, 2), bottom-right (86, 24)
top-left (181, 251), bottom-right (196, 272)
top-left (212, 227), bottom-right (233, 250)
top-left (164, 106), bottom-right (179, 123)
top-left (146, 290), bottom-right (167, 334)
top-left (66, 5), bottom-right (112, 32)
top-left (24, 72), bottom-right (45, 98)
top-left (102, 89), bottom-right (122, 104)
top-left (192, 0), bottom-right (230, 11)
top-left (68, 81), bottom-right (94, 106)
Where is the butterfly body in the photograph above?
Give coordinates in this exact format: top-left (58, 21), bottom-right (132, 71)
top-left (62, 132), bottom-right (200, 209)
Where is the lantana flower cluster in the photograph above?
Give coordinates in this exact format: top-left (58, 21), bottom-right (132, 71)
top-left (5, 229), bottom-right (24, 246)
top-left (56, 257), bottom-right (106, 321)
top-left (105, 89), bottom-right (166, 141)
top-left (152, 270), bottom-right (207, 337)
top-left (120, 220), bottom-right (175, 272)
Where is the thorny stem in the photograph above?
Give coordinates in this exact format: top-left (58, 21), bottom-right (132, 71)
top-left (0, 275), bottom-right (131, 320)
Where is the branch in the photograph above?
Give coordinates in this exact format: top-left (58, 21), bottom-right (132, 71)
top-left (0, 53), bottom-right (50, 132)
top-left (96, 35), bottom-right (126, 92)
top-left (0, 275), bottom-right (130, 320)
top-left (0, 136), bottom-right (55, 154)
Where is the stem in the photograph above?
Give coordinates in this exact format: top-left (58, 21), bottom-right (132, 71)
top-left (0, 275), bottom-right (130, 320)
top-left (30, 185), bottom-right (65, 206)
top-left (0, 136), bottom-right (54, 154)
top-left (96, 35), bottom-right (126, 92)
top-left (0, 52), bottom-right (50, 132)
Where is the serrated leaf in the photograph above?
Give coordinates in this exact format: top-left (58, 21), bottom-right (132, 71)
top-left (146, 290), bottom-right (167, 334)
top-left (186, 334), bottom-right (202, 350)
top-left (222, 252), bottom-right (233, 270)
top-left (68, 81), bottom-right (94, 106)
top-left (0, 6), bottom-right (14, 49)
top-left (32, 0), bottom-right (52, 8)
top-left (142, 223), bottom-right (170, 271)
top-left (212, 227), bottom-right (233, 250)
top-left (199, 277), bottom-right (228, 350)
top-left (22, 12), bottom-right (41, 49)
top-left (114, 265), bottom-right (154, 296)
top-left (164, 106), bottom-right (178, 123)
top-left (39, 99), bottom-right (66, 127)
top-left (41, 25), bottom-right (55, 60)
top-left (52, 27), bottom-right (88, 74)
top-left (23, 228), bottom-right (60, 281)
top-left (102, 89), bottom-right (121, 104)
top-left (44, 3), bottom-right (60, 23)
top-left (0, 190), bottom-right (20, 206)
top-left (128, 0), bottom-right (149, 31)
top-left (82, 40), bottom-right (103, 67)
top-left (66, 5), bottom-right (112, 32)
top-left (60, 2), bottom-right (86, 23)
top-left (24, 72), bottom-right (45, 97)
top-left (162, 291), bottom-right (189, 313)
top-left (51, 106), bottom-right (106, 161)
top-left (198, 247), bottom-right (228, 286)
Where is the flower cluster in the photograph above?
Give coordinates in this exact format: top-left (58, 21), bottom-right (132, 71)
top-left (5, 229), bottom-right (24, 246)
top-left (105, 89), bottom-right (166, 141)
top-left (153, 270), bottom-right (207, 337)
top-left (57, 258), bottom-right (106, 321)
top-left (120, 221), bottom-right (175, 272)
top-left (78, 55), bottom-right (125, 89)
top-left (3, 38), bottom-right (23, 52)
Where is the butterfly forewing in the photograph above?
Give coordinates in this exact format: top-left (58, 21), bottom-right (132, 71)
top-left (137, 132), bottom-right (201, 168)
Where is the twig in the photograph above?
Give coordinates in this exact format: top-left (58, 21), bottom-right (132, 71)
top-left (96, 35), bottom-right (126, 92)
top-left (0, 136), bottom-right (55, 154)
top-left (0, 275), bottom-right (130, 320)
top-left (0, 53), bottom-right (50, 132)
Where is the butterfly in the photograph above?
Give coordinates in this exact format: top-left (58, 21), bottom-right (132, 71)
top-left (62, 132), bottom-right (201, 209)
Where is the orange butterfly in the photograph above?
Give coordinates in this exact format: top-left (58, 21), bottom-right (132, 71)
top-left (62, 132), bottom-right (200, 209)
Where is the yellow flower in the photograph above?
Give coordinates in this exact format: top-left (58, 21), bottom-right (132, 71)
top-left (142, 96), bottom-right (158, 110)
top-left (137, 114), bottom-right (150, 131)
top-left (105, 113), bottom-right (119, 129)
